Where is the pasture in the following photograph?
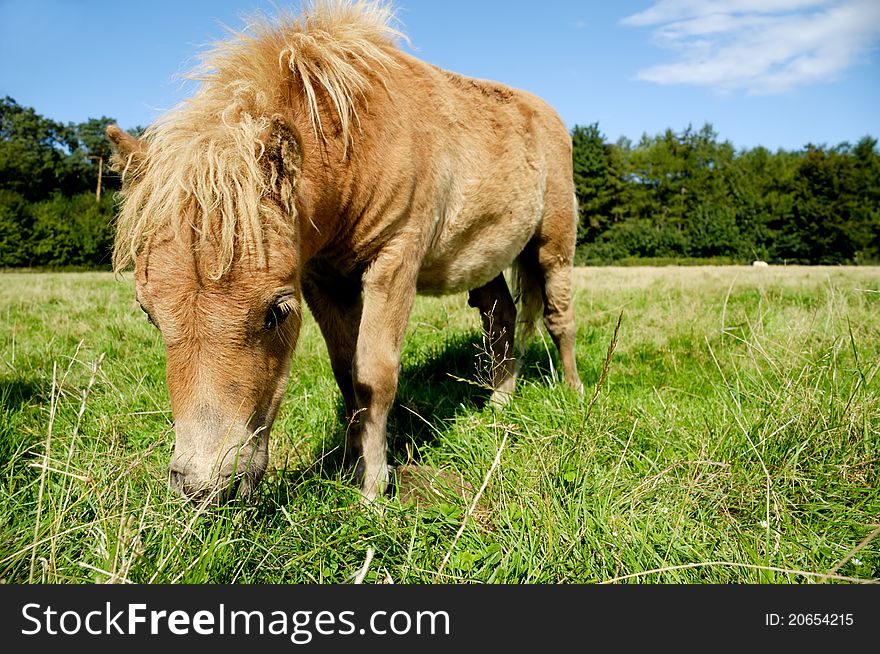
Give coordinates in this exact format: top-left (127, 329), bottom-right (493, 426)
top-left (1, 266), bottom-right (878, 583)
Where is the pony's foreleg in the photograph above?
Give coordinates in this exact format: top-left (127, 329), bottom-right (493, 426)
top-left (350, 246), bottom-right (419, 501)
top-left (467, 273), bottom-right (516, 406)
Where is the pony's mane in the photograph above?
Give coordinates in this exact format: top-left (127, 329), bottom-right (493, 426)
top-left (113, 0), bottom-right (402, 276)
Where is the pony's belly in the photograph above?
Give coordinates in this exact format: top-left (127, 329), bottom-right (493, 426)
top-left (416, 218), bottom-right (535, 295)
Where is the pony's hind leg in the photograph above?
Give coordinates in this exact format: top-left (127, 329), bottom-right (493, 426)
top-left (540, 261), bottom-right (584, 394)
top-left (467, 273), bottom-right (517, 406)
top-left (522, 214), bottom-right (584, 395)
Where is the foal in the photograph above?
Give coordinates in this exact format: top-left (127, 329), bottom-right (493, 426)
top-left (108, 1), bottom-right (583, 503)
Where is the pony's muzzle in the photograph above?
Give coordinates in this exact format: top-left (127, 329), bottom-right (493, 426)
top-left (168, 464), bottom-right (264, 505)
top-left (168, 466), bottom-right (236, 504)
top-left (167, 432), bottom-right (268, 505)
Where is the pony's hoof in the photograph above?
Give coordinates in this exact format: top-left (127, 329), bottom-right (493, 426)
top-left (488, 390), bottom-right (512, 409)
top-left (488, 377), bottom-right (516, 408)
top-left (357, 464), bottom-right (394, 508)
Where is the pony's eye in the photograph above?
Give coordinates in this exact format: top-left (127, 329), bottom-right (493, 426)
top-left (265, 302), bottom-right (291, 330)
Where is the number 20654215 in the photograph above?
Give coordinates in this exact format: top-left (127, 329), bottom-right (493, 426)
top-left (765, 613), bottom-right (854, 627)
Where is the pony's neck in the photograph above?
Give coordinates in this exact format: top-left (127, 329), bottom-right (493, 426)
top-left (287, 107), bottom-right (369, 264)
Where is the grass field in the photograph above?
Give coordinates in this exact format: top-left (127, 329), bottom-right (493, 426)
top-left (1, 266), bottom-right (878, 584)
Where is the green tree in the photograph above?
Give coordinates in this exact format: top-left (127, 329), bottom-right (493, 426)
top-left (572, 123), bottom-right (625, 243)
top-left (850, 136), bottom-right (880, 262)
top-left (777, 143), bottom-right (875, 264)
top-left (0, 190), bottom-right (32, 267)
top-left (0, 96), bottom-right (79, 200)
top-left (28, 193), bottom-right (115, 267)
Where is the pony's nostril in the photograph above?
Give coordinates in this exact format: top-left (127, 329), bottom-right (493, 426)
top-left (168, 469), bottom-right (195, 501)
top-left (169, 468), bottom-right (184, 489)
top-left (168, 468), bottom-right (206, 499)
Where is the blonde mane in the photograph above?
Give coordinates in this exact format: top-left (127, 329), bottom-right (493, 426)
top-left (112, 0), bottom-right (402, 277)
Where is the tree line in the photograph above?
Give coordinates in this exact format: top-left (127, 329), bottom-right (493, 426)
top-left (573, 123), bottom-right (880, 265)
top-left (1, 96), bottom-right (878, 268)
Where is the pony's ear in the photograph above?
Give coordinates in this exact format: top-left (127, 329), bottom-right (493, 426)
top-left (105, 125), bottom-right (146, 178)
top-left (265, 116), bottom-right (303, 186)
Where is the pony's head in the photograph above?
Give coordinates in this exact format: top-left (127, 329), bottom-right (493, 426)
top-left (107, 116), bottom-right (304, 504)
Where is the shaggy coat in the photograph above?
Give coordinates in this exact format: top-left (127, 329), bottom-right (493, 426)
top-left (108, 0), bottom-right (583, 503)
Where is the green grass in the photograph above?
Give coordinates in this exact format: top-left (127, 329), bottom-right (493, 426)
top-left (1, 266), bottom-right (878, 583)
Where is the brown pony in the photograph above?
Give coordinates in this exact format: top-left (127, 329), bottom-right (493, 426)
top-left (107, 0), bottom-right (583, 504)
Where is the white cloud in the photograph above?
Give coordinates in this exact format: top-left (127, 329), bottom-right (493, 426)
top-left (621, 0), bottom-right (830, 27)
top-left (622, 0), bottom-right (880, 93)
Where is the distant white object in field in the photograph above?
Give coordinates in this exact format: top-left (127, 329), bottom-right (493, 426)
top-left (752, 261), bottom-right (769, 267)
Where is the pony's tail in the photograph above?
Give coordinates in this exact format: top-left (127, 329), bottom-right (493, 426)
top-left (511, 257), bottom-right (544, 368)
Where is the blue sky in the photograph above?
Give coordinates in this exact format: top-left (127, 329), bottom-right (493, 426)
top-left (1, 0), bottom-right (878, 150)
